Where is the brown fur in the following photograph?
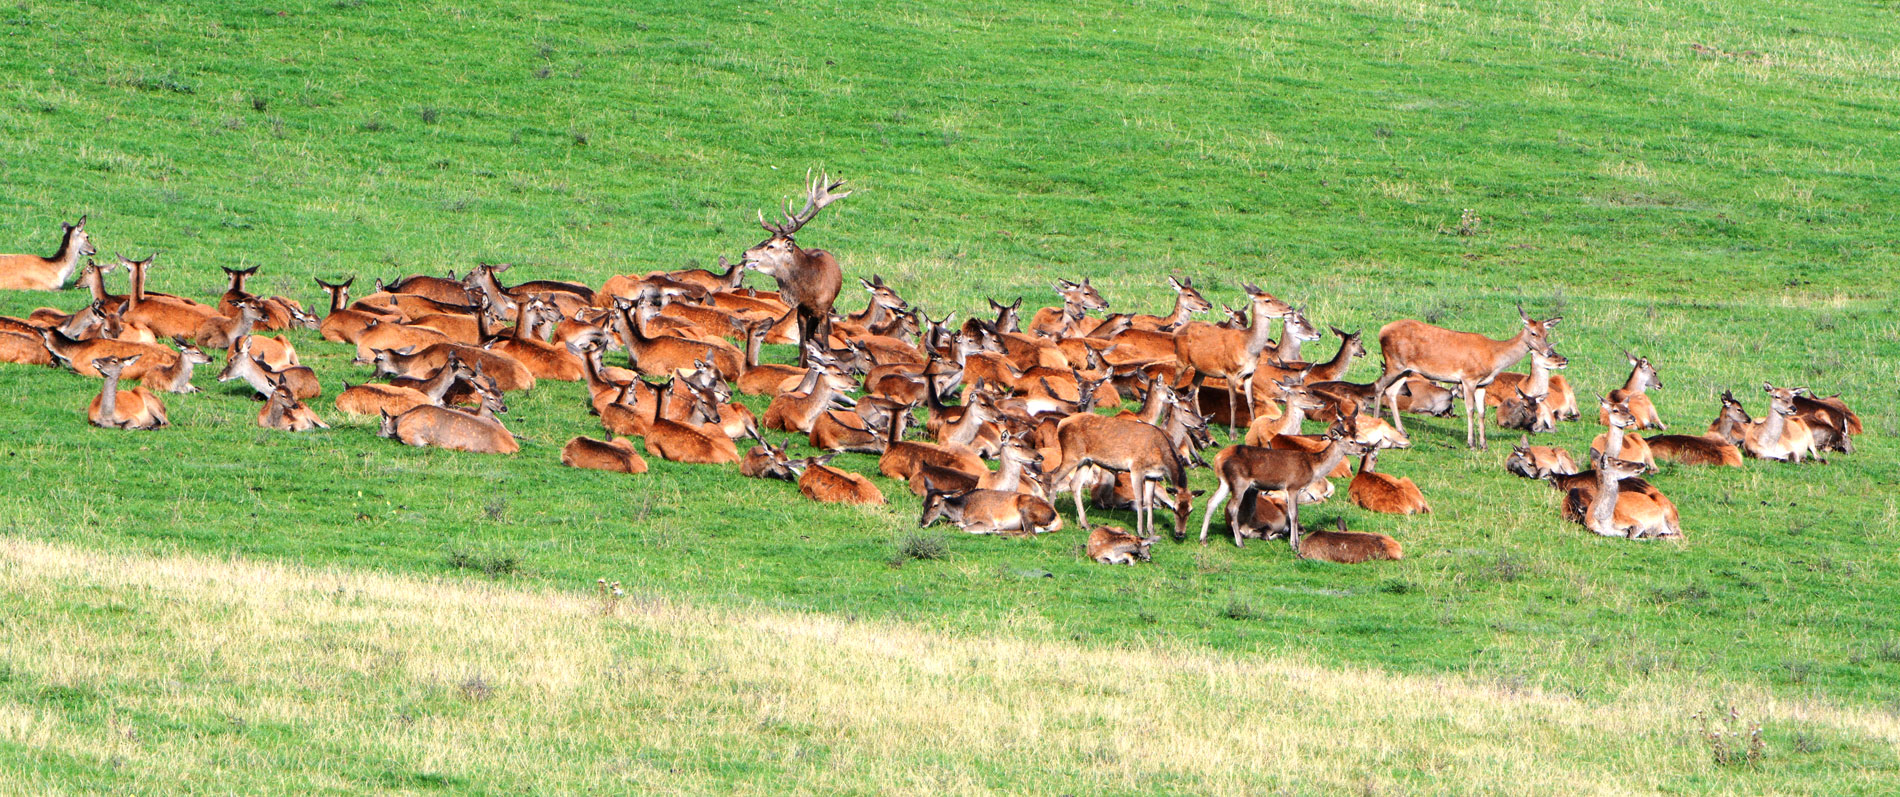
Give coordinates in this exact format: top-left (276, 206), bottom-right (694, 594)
top-left (561, 436), bottom-right (649, 474)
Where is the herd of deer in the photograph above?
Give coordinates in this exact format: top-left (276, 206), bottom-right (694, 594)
top-left (0, 181), bottom-right (1864, 563)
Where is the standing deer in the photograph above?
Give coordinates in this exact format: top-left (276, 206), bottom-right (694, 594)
top-left (0, 216), bottom-right (94, 290)
top-left (1200, 424), bottom-right (1369, 550)
top-left (743, 170), bottom-right (851, 366)
top-left (1377, 305), bottom-right (1560, 448)
top-left (1173, 284), bottom-right (1296, 435)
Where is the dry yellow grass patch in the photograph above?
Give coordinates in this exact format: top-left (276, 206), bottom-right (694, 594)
top-left (1, 538), bottom-right (1895, 794)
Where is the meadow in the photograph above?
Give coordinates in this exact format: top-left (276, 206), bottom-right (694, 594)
top-left (2, 0), bottom-right (1898, 791)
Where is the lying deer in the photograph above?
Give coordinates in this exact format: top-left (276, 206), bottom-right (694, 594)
top-left (561, 436), bottom-right (649, 474)
top-left (87, 355), bottom-right (168, 430)
top-left (258, 375), bottom-right (329, 431)
top-left (1298, 518), bottom-right (1403, 564)
top-left (791, 455), bottom-right (886, 505)
top-left (1503, 435), bottom-right (1579, 479)
top-left (919, 487), bottom-right (1062, 535)
top-left (0, 215), bottom-right (93, 290)
top-left (1561, 453), bottom-right (1680, 539)
top-left (1087, 526), bottom-right (1158, 564)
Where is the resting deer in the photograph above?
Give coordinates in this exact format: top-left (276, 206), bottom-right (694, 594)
top-left (643, 381), bottom-right (740, 465)
top-left (1298, 518), bottom-right (1404, 563)
top-left (789, 454), bottom-right (885, 505)
top-left (0, 216), bottom-right (94, 290)
top-left (220, 337), bottom-right (320, 399)
top-left (367, 342), bottom-right (534, 392)
top-left (1298, 327), bottom-right (1366, 385)
top-left (377, 385), bottom-right (518, 454)
top-left (139, 338), bottom-right (212, 394)
top-left (315, 277), bottom-right (387, 343)
top-left (1742, 383), bottom-right (1823, 463)
top-left (118, 254), bottom-right (223, 338)
top-left (86, 356), bottom-right (168, 430)
top-left (1173, 284), bottom-right (1296, 434)
top-left (1598, 350), bottom-right (1665, 429)
top-left (561, 436), bottom-right (649, 474)
top-left (1348, 448), bottom-right (1430, 515)
top-left (1029, 278), bottom-right (1109, 335)
top-left (742, 170), bottom-right (850, 367)
top-left (490, 297), bottom-right (584, 381)
top-left (919, 487), bottom-right (1062, 535)
top-left (1496, 388), bottom-right (1557, 433)
top-left (1201, 424), bottom-right (1369, 550)
top-left (739, 430), bottom-right (801, 481)
top-left (1487, 348), bottom-right (1574, 421)
top-left (1087, 526), bottom-right (1158, 564)
top-left (194, 297), bottom-right (262, 350)
top-left (1589, 396), bottom-right (1656, 472)
top-left (39, 327), bottom-right (177, 379)
top-left (763, 358), bottom-right (851, 434)
top-left (1562, 453), bottom-right (1680, 539)
top-left (1377, 305), bottom-right (1560, 448)
top-left (258, 376), bottom-right (329, 431)
top-left (335, 354), bottom-right (471, 416)
top-left (1504, 435), bottom-right (1579, 479)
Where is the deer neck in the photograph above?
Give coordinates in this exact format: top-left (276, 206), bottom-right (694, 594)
top-left (82, 268), bottom-right (111, 303)
top-left (325, 288), bottom-right (347, 313)
top-left (1136, 387), bottom-right (1169, 426)
top-left (231, 311), bottom-right (258, 341)
top-left (423, 364), bottom-right (462, 402)
top-left (992, 451), bottom-right (1025, 492)
top-left (852, 296), bottom-right (887, 328)
top-left (1243, 309), bottom-right (1277, 358)
top-left (1757, 408), bottom-right (1788, 445)
top-left (263, 396), bottom-right (290, 427)
top-left (1311, 440), bottom-right (1353, 481)
top-left (1357, 450), bottom-right (1377, 475)
top-left (49, 229), bottom-right (82, 286)
top-left (1272, 401), bottom-right (1308, 437)
top-left (1160, 293), bottom-right (1192, 327)
top-left (1489, 329), bottom-right (1535, 376)
top-left (1528, 360), bottom-right (1553, 396)
top-left (1313, 341), bottom-right (1354, 381)
top-left (98, 370), bottom-right (121, 421)
top-left (1272, 328), bottom-right (1305, 361)
top-left (1621, 368), bottom-right (1645, 394)
top-left (1588, 468), bottom-right (1621, 533)
top-left (945, 405), bottom-right (987, 447)
top-left (789, 365), bottom-right (824, 397)
top-left (166, 357), bottom-right (201, 392)
top-left (512, 303), bottom-right (535, 342)
top-left (744, 327), bottom-right (765, 369)
top-left (1603, 427), bottom-right (1626, 457)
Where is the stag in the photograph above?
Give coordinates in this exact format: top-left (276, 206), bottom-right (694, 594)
top-left (743, 170), bottom-right (852, 366)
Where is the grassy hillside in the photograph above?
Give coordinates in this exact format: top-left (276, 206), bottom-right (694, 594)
top-left (2, 0), bottom-right (1897, 790)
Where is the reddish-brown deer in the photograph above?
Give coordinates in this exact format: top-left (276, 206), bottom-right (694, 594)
top-left (0, 216), bottom-right (94, 290)
top-left (86, 355), bottom-right (168, 430)
top-left (561, 436), bottom-right (649, 474)
top-left (1376, 305), bottom-right (1560, 448)
top-left (1173, 284), bottom-right (1296, 434)
top-left (1561, 453), bottom-right (1680, 539)
top-left (1200, 424), bottom-right (1369, 550)
top-left (1086, 525), bottom-right (1158, 564)
top-left (1503, 435), bottom-right (1579, 479)
top-left (1297, 518), bottom-right (1404, 563)
top-left (1598, 350), bottom-right (1665, 429)
top-left (258, 375), bottom-right (329, 431)
top-left (742, 170), bottom-right (851, 366)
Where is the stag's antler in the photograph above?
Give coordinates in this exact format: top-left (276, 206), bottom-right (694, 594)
top-left (758, 169), bottom-right (851, 235)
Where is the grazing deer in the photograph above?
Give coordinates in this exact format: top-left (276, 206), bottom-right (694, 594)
top-left (86, 356), bottom-right (168, 430)
top-left (1598, 351), bottom-right (1665, 429)
top-left (1348, 448), bottom-right (1430, 515)
top-left (0, 216), bottom-right (94, 290)
top-left (1201, 425), bottom-right (1369, 550)
top-left (1087, 526), bottom-right (1158, 564)
top-left (1487, 348), bottom-right (1574, 420)
top-left (1029, 278), bottom-right (1110, 335)
top-left (919, 487), bottom-right (1062, 535)
top-left (139, 338), bottom-right (212, 393)
top-left (1298, 518), bottom-right (1403, 563)
top-left (219, 338), bottom-right (320, 399)
top-left (561, 436), bottom-right (649, 474)
top-left (1496, 388), bottom-right (1557, 433)
top-left (789, 455), bottom-right (886, 505)
top-left (643, 381), bottom-right (740, 465)
top-left (1377, 305), bottom-right (1561, 448)
top-left (1174, 284), bottom-right (1296, 434)
top-left (1504, 435), bottom-right (1580, 479)
top-left (1589, 396), bottom-right (1656, 471)
top-left (377, 386), bottom-right (518, 454)
top-left (1128, 276), bottom-right (1212, 331)
top-left (1048, 412), bottom-right (1194, 539)
top-left (258, 376), bottom-right (329, 431)
top-left (742, 170), bottom-right (850, 367)
top-left (1562, 453), bottom-right (1680, 539)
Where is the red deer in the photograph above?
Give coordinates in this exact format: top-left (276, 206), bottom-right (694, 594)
top-left (1047, 412), bottom-right (1193, 539)
top-left (382, 271), bottom-right (479, 305)
top-left (1645, 433), bottom-right (1744, 467)
top-left (878, 393), bottom-right (990, 480)
top-left (1496, 388), bottom-right (1557, 433)
top-left (1562, 453), bottom-right (1680, 539)
top-left (1504, 435), bottom-right (1580, 479)
top-left (39, 327), bottom-right (177, 380)
top-left (1298, 327), bottom-right (1367, 385)
top-left (257, 376), bottom-right (329, 431)
top-left (1174, 284), bottom-right (1296, 434)
top-left (1029, 278), bottom-right (1109, 336)
top-left (919, 487), bottom-right (1062, 535)
top-left (194, 297), bottom-right (262, 350)
top-left (1741, 383), bottom-right (1823, 463)
top-left (1487, 348), bottom-right (1574, 421)
top-left (335, 354), bottom-right (471, 416)
top-left (462, 262), bottom-right (594, 317)
top-left (643, 381), bottom-right (740, 465)
top-left (763, 359), bottom-right (851, 434)
top-left (1597, 351), bottom-right (1665, 429)
top-left (790, 454), bottom-right (886, 505)
top-left (1298, 518), bottom-right (1403, 563)
top-left (368, 343), bottom-right (534, 393)
top-left (117, 254), bottom-right (223, 338)
top-left (86, 356), bottom-right (168, 430)
top-left (219, 338), bottom-right (321, 399)
top-left (139, 338), bottom-right (212, 393)
top-left (352, 319), bottom-right (452, 364)
top-left (1793, 392), bottom-right (1861, 438)
top-left (743, 171), bottom-right (851, 366)
top-left (0, 331), bottom-right (51, 365)
top-left (377, 385), bottom-right (518, 454)
top-left (489, 297), bottom-right (584, 381)
top-left (315, 277), bottom-right (389, 343)
top-left (1589, 396), bottom-right (1657, 471)
top-left (1200, 425), bottom-right (1369, 550)
top-left (562, 436), bottom-right (649, 474)
top-left (1127, 276), bottom-right (1212, 332)
top-left (810, 397), bottom-right (911, 454)
top-left (0, 216), bottom-right (94, 290)
top-left (1377, 305), bottom-right (1560, 448)
top-left (1087, 525), bottom-right (1158, 564)
top-left (739, 431), bottom-right (801, 481)
top-left (216, 266), bottom-right (308, 331)
top-left (617, 297), bottom-right (742, 380)
top-left (1348, 448), bottom-right (1430, 515)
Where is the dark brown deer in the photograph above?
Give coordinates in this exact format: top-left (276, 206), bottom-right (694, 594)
top-left (1376, 305), bottom-right (1560, 448)
top-left (743, 170), bottom-right (850, 366)
top-left (1297, 518), bottom-right (1403, 563)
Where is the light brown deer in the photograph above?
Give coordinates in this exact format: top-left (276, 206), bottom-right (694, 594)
top-left (1086, 526), bottom-right (1158, 564)
top-left (789, 455), bottom-right (886, 505)
top-left (1348, 448), bottom-right (1430, 515)
top-left (86, 356), bottom-right (168, 430)
top-left (1589, 396), bottom-right (1657, 471)
top-left (810, 397), bottom-right (911, 454)
top-left (0, 216), bottom-right (94, 290)
top-left (0, 331), bottom-right (51, 365)
top-left (561, 436), bottom-right (649, 474)
top-left (1128, 276), bottom-right (1211, 332)
top-left (1377, 305), bottom-right (1560, 448)
top-left (335, 354), bottom-right (471, 416)
top-left (739, 430), bottom-right (802, 481)
top-left (352, 319), bottom-right (452, 364)
top-left (1047, 412), bottom-right (1193, 539)
top-left (1561, 453), bottom-right (1680, 539)
top-left (619, 297), bottom-right (742, 379)
top-left (490, 297), bottom-right (584, 381)
top-left (1598, 351), bottom-right (1665, 429)
top-left (258, 376), bottom-right (329, 431)
top-left (139, 338), bottom-right (212, 393)
top-left (1174, 284), bottom-right (1296, 434)
top-left (377, 387), bottom-right (518, 455)
top-left (1503, 435), bottom-right (1579, 479)
top-left (1743, 383), bottom-right (1823, 463)
top-left (1298, 518), bottom-right (1404, 563)
top-left (1487, 348), bottom-right (1574, 420)
top-left (743, 170), bottom-right (850, 366)
top-left (643, 381), bottom-right (740, 465)
top-left (219, 338), bottom-right (321, 399)
top-left (763, 359), bottom-right (851, 434)
top-left (919, 487), bottom-right (1062, 535)
top-left (1200, 425), bottom-right (1369, 550)
top-left (368, 343), bottom-right (534, 393)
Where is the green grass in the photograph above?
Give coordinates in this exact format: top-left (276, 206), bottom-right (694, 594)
top-left (2, 0), bottom-right (1899, 790)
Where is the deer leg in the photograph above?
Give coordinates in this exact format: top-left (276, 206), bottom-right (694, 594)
top-left (1200, 479), bottom-right (1229, 545)
top-left (1385, 377), bottom-right (1406, 435)
top-left (1071, 465), bottom-right (1092, 530)
top-left (1285, 489), bottom-right (1301, 553)
top-left (1242, 373), bottom-right (1257, 431)
top-left (1473, 385), bottom-right (1488, 449)
top-left (1225, 378), bottom-right (1238, 438)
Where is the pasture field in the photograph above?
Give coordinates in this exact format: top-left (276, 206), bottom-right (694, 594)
top-left (2, 0), bottom-right (1898, 791)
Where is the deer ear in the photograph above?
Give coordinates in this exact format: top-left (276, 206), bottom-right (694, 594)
top-left (1545, 316), bottom-right (1562, 327)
